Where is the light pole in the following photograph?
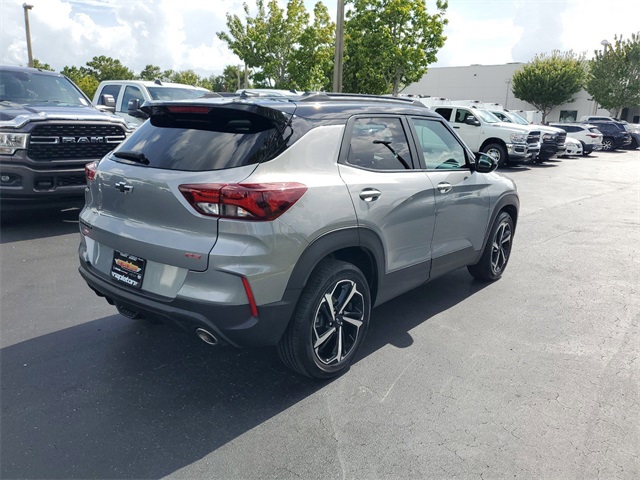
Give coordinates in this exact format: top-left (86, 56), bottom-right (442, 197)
top-left (23, 3), bottom-right (34, 68)
top-left (332, 0), bottom-right (344, 93)
top-left (505, 78), bottom-right (512, 109)
top-left (594, 40), bottom-right (611, 115)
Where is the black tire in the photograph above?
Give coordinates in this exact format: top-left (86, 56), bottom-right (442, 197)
top-left (277, 259), bottom-right (371, 379)
top-left (602, 137), bottom-right (615, 151)
top-left (629, 137), bottom-right (638, 150)
top-left (468, 211), bottom-right (514, 281)
top-left (481, 143), bottom-right (508, 168)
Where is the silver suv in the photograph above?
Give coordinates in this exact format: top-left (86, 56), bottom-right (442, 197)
top-left (78, 93), bottom-right (519, 378)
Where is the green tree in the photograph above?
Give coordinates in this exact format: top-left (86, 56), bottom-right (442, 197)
top-left (85, 56), bottom-right (135, 81)
top-left (60, 65), bottom-right (99, 98)
top-left (343, 0), bottom-right (448, 95)
top-left (512, 50), bottom-right (586, 123)
top-left (168, 69), bottom-right (201, 86)
top-left (289, 2), bottom-right (335, 91)
top-left (217, 0), bottom-right (312, 88)
top-left (138, 64), bottom-right (163, 81)
top-left (32, 59), bottom-right (54, 71)
top-left (586, 33), bottom-right (640, 118)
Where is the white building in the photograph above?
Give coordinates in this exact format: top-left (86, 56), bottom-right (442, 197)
top-left (404, 63), bottom-right (640, 124)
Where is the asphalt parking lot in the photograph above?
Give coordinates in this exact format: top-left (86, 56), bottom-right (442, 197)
top-left (1, 149), bottom-right (638, 479)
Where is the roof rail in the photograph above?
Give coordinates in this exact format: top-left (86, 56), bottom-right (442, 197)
top-left (299, 92), bottom-right (426, 107)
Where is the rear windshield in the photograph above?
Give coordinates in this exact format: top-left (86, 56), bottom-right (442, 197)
top-left (111, 107), bottom-right (290, 171)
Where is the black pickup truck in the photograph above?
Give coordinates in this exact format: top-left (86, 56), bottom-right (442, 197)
top-left (0, 65), bottom-right (130, 210)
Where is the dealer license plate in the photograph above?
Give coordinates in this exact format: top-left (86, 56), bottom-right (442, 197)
top-left (111, 251), bottom-right (146, 289)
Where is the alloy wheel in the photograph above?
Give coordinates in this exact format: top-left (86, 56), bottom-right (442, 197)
top-left (312, 279), bottom-right (365, 366)
top-left (491, 220), bottom-right (512, 275)
top-left (486, 148), bottom-right (501, 162)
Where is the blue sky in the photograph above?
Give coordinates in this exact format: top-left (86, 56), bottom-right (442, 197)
top-left (1, 0), bottom-right (638, 77)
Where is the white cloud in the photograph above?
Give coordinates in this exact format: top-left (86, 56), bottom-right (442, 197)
top-left (1, 0), bottom-right (638, 78)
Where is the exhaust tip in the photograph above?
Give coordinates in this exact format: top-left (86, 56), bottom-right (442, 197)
top-left (196, 328), bottom-right (219, 346)
top-left (116, 303), bottom-right (141, 319)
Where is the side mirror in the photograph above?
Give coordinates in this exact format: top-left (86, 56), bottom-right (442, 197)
top-left (465, 115), bottom-right (481, 127)
top-left (95, 94), bottom-right (116, 113)
top-left (473, 152), bottom-right (498, 173)
top-left (127, 98), bottom-right (149, 119)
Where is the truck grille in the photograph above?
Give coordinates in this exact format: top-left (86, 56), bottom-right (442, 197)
top-left (28, 124), bottom-right (126, 161)
top-left (527, 131), bottom-right (541, 145)
top-left (542, 132), bottom-right (566, 145)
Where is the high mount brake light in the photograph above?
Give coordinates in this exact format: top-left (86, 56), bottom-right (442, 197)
top-left (165, 106), bottom-right (212, 114)
top-left (85, 161), bottom-right (98, 182)
top-left (178, 183), bottom-right (307, 221)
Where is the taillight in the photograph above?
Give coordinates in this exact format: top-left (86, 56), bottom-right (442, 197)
top-left (85, 161), bottom-right (98, 182)
top-left (178, 183), bottom-right (307, 221)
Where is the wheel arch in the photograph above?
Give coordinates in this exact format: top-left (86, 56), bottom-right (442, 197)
top-left (479, 138), bottom-right (508, 152)
top-left (476, 193), bottom-right (519, 261)
top-left (285, 228), bottom-right (384, 307)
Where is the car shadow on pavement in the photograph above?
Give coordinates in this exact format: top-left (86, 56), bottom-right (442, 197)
top-left (0, 269), bottom-right (489, 479)
top-left (0, 205), bottom-right (83, 244)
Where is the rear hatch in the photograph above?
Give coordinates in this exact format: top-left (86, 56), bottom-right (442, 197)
top-left (83, 100), bottom-right (295, 272)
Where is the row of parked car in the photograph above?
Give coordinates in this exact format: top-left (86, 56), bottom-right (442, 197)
top-left (2, 64), bottom-right (637, 378)
top-left (1, 64), bottom-right (638, 213)
top-left (414, 98), bottom-right (637, 167)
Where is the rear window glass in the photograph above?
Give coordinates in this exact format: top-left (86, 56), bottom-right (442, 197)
top-left (112, 107), bottom-right (290, 171)
top-left (147, 87), bottom-right (209, 101)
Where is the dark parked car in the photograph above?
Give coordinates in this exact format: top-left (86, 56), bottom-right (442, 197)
top-left (585, 120), bottom-right (632, 151)
top-left (78, 93), bottom-right (519, 378)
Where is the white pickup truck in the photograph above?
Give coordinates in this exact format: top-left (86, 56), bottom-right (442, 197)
top-left (420, 100), bottom-right (541, 167)
top-left (485, 108), bottom-right (566, 162)
top-left (93, 80), bottom-right (211, 126)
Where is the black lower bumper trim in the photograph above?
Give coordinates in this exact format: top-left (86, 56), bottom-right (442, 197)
top-left (79, 262), bottom-right (298, 347)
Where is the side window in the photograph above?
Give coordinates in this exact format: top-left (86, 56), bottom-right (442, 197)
top-left (97, 84), bottom-right (121, 105)
top-left (346, 117), bottom-right (413, 171)
top-left (411, 118), bottom-right (467, 170)
top-left (434, 107), bottom-right (453, 121)
top-left (120, 86), bottom-right (144, 113)
top-left (492, 111), bottom-right (508, 121)
top-left (454, 108), bottom-right (473, 124)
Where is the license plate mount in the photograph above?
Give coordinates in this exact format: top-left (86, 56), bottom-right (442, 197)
top-left (111, 251), bottom-right (146, 289)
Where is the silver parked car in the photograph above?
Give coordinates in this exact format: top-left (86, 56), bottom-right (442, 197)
top-left (78, 93), bottom-right (519, 378)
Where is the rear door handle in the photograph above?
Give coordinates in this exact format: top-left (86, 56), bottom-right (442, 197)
top-left (359, 188), bottom-right (381, 202)
top-left (453, 126), bottom-right (460, 129)
top-left (437, 182), bottom-right (452, 194)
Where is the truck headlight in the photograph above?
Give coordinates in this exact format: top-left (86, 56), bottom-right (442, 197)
top-left (0, 133), bottom-right (29, 155)
top-left (510, 133), bottom-right (527, 143)
top-left (542, 133), bottom-right (555, 141)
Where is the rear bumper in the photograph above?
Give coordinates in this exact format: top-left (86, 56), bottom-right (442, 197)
top-left (78, 260), bottom-right (297, 347)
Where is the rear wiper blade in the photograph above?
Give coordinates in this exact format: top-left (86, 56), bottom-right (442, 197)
top-left (113, 151), bottom-right (150, 165)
